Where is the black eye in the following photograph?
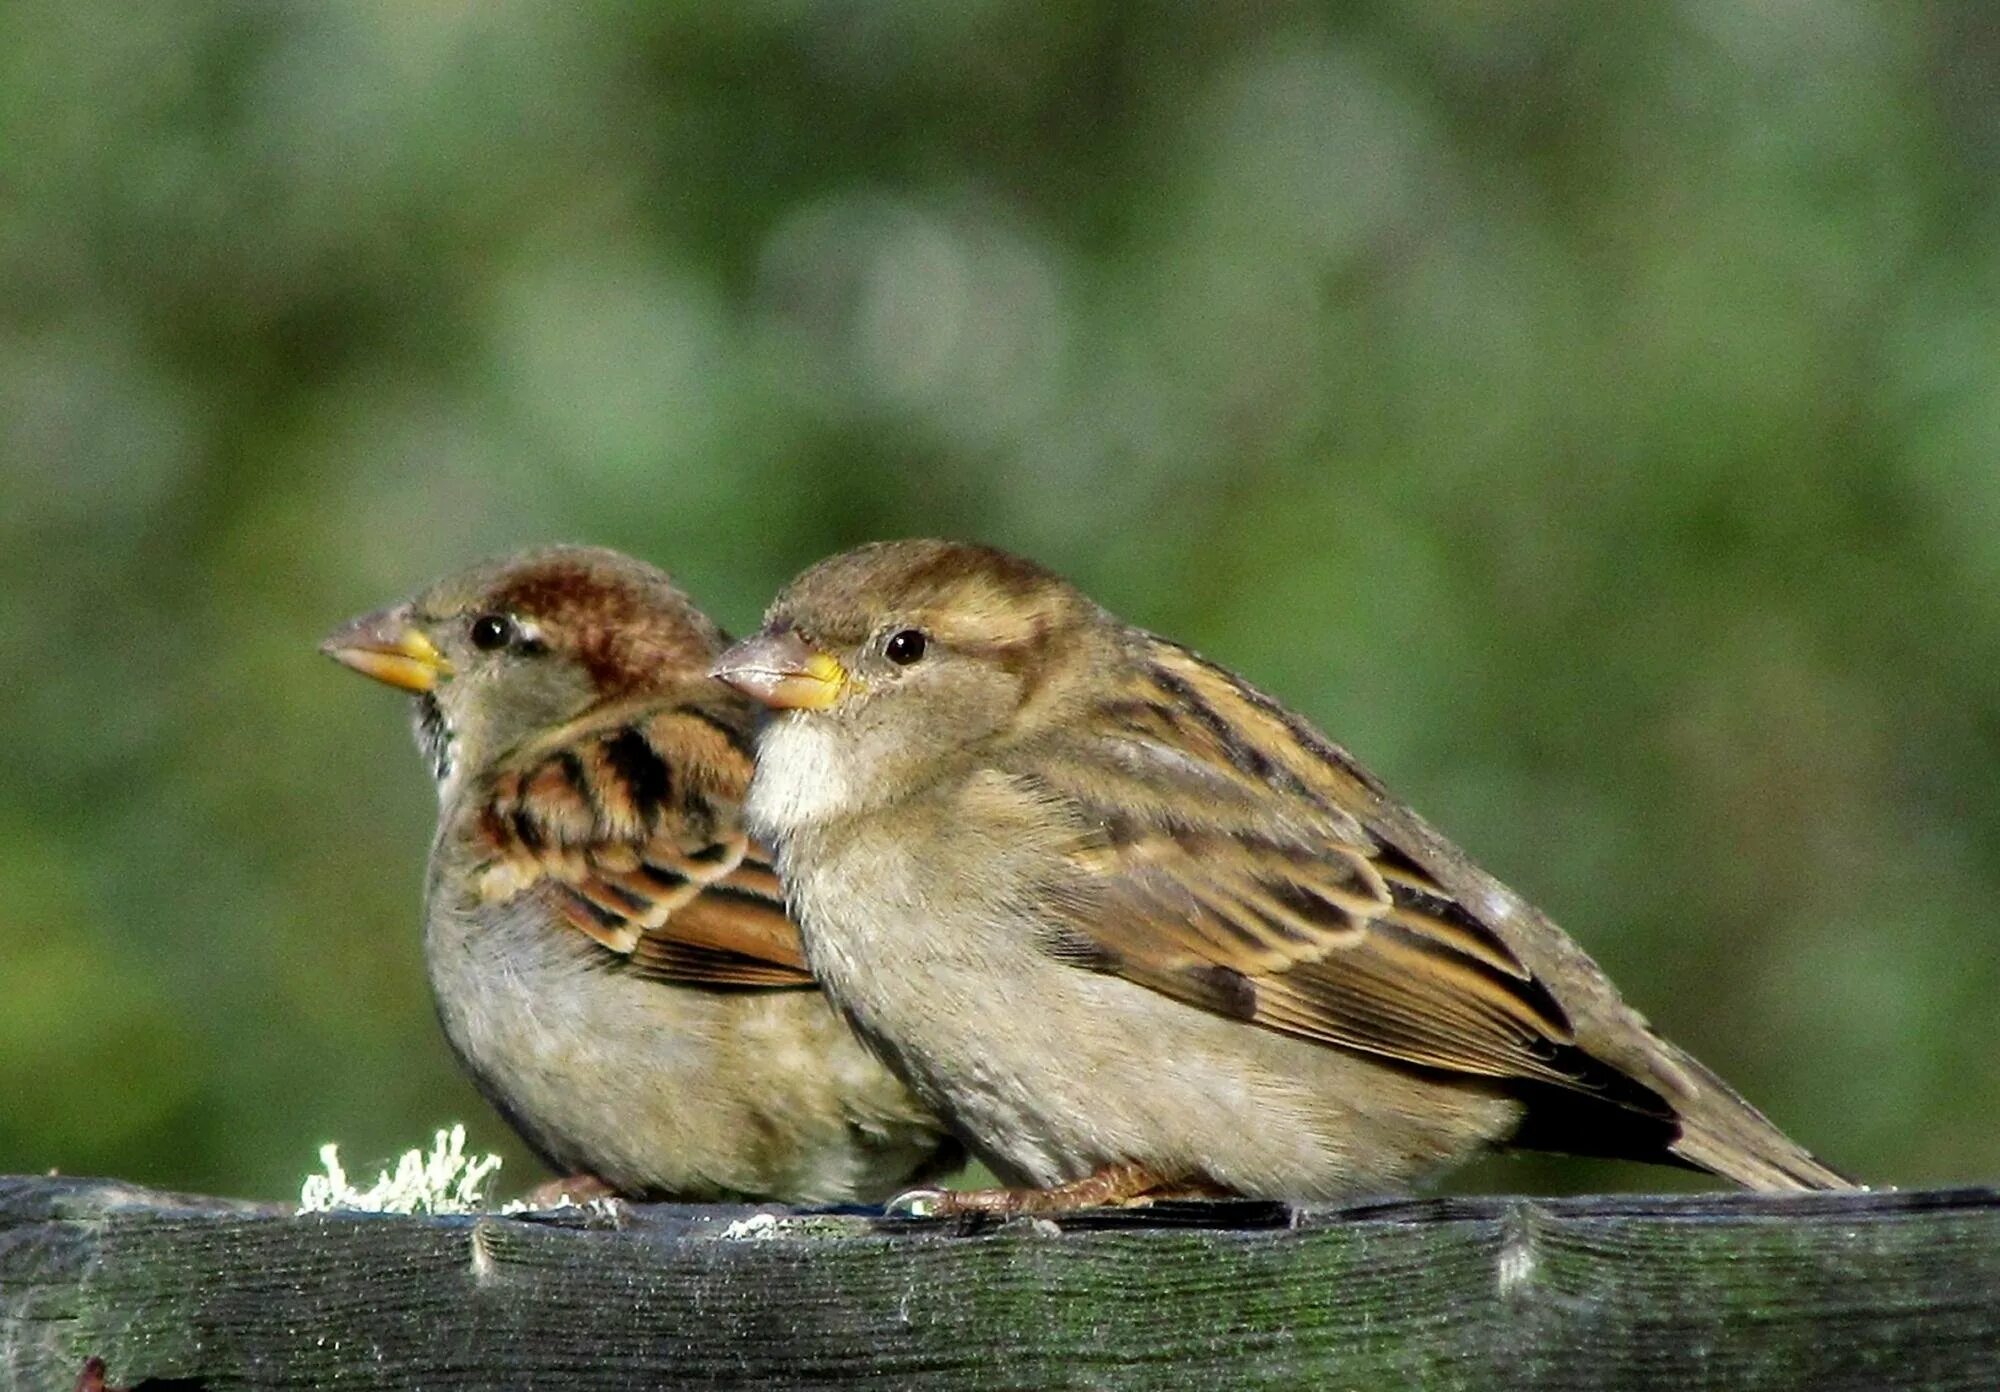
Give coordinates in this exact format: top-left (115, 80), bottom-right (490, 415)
top-left (883, 629), bottom-right (927, 666)
top-left (469, 614), bottom-right (514, 651)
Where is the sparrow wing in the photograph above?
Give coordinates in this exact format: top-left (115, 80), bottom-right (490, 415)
top-left (1022, 640), bottom-right (1671, 1116)
top-left (475, 694), bottom-right (814, 989)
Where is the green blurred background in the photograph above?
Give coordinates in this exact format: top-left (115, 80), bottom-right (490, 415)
top-left (4, 2), bottom-right (1997, 1202)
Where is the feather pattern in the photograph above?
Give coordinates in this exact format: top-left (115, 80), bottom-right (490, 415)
top-left (724, 537), bottom-right (1849, 1193)
top-left (473, 690), bottom-right (813, 988)
top-left (1002, 635), bottom-right (1688, 1117)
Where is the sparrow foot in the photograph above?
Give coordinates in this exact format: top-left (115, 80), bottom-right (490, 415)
top-left (888, 1161), bottom-right (1194, 1217)
top-left (520, 1173), bottom-right (620, 1209)
top-left (73, 1357), bottom-right (122, 1392)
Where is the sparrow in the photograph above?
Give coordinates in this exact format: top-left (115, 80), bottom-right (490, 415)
top-left (712, 539), bottom-right (1850, 1212)
top-left (321, 545), bottom-right (954, 1204)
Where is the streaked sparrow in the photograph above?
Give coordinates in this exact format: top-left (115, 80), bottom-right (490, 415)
top-left (324, 545), bottom-right (954, 1203)
top-left (713, 539), bottom-right (1848, 1211)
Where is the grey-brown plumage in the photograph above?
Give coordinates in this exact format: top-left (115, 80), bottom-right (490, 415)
top-left (713, 539), bottom-right (1848, 1208)
top-left (324, 545), bottom-right (953, 1203)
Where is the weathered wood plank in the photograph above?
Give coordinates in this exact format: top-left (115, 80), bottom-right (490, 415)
top-left (2, 1179), bottom-right (1996, 1390)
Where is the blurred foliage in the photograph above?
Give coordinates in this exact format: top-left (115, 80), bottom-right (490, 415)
top-left (4, 0), bottom-right (1999, 1201)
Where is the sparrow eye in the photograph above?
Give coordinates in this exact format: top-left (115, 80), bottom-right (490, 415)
top-left (469, 614), bottom-right (515, 651)
top-left (884, 629), bottom-right (927, 666)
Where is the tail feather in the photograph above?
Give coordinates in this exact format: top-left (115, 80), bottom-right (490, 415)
top-left (1507, 1039), bottom-right (1854, 1190)
top-left (1663, 1054), bottom-right (1853, 1192)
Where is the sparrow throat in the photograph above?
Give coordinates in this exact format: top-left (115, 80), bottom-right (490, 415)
top-left (412, 691), bottom-right (456, 792)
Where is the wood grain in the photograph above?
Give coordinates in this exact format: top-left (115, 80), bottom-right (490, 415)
top-left (3, 1178), bottom-right (1997, 1390)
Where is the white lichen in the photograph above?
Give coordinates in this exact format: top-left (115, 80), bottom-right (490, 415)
top-left (497, 1194), bottom-right (623, 1218)
top-left (297, 1125), bottom-right (505, 1215)
top-left (721, 1212), bottom-right (782, 1241)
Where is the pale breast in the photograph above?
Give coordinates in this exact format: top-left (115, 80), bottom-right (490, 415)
top-left (780, 811), bottom-right (1517, 1198)
top-left (745, 713), bottom-right (866, 839)
top-left (422, 875), bottom-right (942, 1203)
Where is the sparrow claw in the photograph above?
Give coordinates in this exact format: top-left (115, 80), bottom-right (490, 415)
top-left (73, 1357), bottom-right (122, 1392)
top-left (884, 1163), bottom-right (1182, 1218)
top-left (882, 1185), bottom-right (1041, 1218)
top-left (521, 1173), bottom-right (621, 1209)
top-left (883, 1185), bottom-right (952, 1218)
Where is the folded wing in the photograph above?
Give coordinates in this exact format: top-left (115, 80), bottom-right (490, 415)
top-left (474, 696), bottom-right (814, 989)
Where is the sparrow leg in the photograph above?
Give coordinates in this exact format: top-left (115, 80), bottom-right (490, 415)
top-left (891, 1161), bottom-right (1185, 1217)
top-left (73, 1357), bottom-right (118, 1392)
top-left (520, 1173), bottom-right (620, 1208)
top-left (1133, 1176), bottom-right (1239, 1202)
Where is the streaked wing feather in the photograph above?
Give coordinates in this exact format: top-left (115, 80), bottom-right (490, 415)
top-left (628, 941), bottom-right (815, 989)
top-left (479, 696), bottom-right (814, 989)
top-left (1066, 824), bottom-right (1586, 1088)
top-left (1032, 638), bottom-right (1671, 1112)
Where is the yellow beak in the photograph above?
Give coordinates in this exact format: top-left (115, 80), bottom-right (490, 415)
top-left (320, 607), bottom-right (453, 694)
top-left (710, 629), bottom-right (849, 710)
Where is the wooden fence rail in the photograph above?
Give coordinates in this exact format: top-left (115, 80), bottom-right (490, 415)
top-left (2, 1177), bottom-right (1997, 1389)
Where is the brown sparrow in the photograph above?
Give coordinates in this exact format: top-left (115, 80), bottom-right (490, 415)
top-left (712, 539), bottom-right (1849, 1212)
top-left (322, 545), bottom-right (954, 1203)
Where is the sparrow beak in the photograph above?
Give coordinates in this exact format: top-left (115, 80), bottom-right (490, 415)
top-left (710, 629), bottom-right (849, 710)
top-left (320, 608), bottom-right (453, 693)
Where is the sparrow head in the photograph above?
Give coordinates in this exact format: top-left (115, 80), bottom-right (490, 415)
top-left (323, 545), bottom-right (726, 796)
top-left (712, 539), bottom-right (1102, 829)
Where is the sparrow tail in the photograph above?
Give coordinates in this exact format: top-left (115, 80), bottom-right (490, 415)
top-left (1665, 1055), bottom-right (1853, 1191)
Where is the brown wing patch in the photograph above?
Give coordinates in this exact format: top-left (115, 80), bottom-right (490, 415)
top-left (1373, 843), bottom-right (1533, 981)
top-left (473, 695), bottom-right (813, 988)
top-left (1068, 820), bottom-right (1584, 1089)
top-left (628, 941), bottom-right (816, 989)
top-left (1017, 642), bottom-right (1671, 1111)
